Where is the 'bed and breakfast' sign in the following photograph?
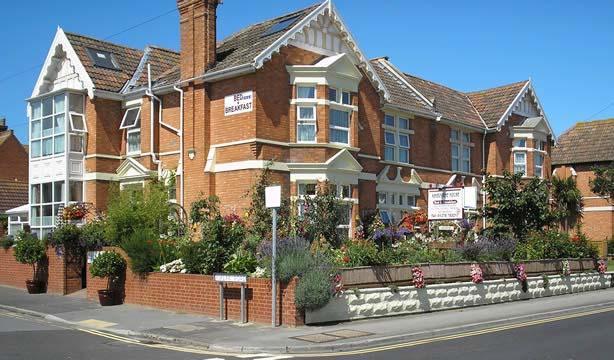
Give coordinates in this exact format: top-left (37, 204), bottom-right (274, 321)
top-left (224, 91), bottom-right (253, 116)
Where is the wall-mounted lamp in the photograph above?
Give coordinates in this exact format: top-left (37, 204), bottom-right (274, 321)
top-left (187, 149), bottom-right (196, 160)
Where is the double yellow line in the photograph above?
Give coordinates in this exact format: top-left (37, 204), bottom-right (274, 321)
top-left (76, 305), bottom-right (614, 358)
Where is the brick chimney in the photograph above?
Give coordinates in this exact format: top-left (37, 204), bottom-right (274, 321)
top-left (177, 0), bottom-right (220, 80)
top-left (0, 116), bottom-right (7, 132)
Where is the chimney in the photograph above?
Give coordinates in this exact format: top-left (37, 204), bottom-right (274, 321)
top-left (177, 0), bottom-right (220, 81)
top-left (0, 116), bottom-right (7, 132)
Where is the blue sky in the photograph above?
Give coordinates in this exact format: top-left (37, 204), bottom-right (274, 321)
top-left (2, 0), bottom-right (613, 144)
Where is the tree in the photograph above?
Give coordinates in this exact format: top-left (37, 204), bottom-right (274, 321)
top-left (590, 165), bottom-right (614, 202)
top-left (551, 176), bottom-right (583, 231)
top-left (481, 171), bottom-right (554, 241)
top-left (297, 183), bottom-right (348, 247)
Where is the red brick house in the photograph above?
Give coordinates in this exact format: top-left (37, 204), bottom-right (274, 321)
top-left (26, 0), bottom-right (554, 238)
top-left (552, 119), bottom-right (614, 255)
top-left (0, 118), bottom-right (29, 236)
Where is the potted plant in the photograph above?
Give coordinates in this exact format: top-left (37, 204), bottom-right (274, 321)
top-left (89, 251), bottom-right (126, 306)
top-left (13, 233), bottom-right (47, 294)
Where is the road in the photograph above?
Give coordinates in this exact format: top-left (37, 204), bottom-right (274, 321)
top-left (0, 308), bottom-right (611, 360)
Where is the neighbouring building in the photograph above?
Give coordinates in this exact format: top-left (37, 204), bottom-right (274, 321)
top-left (552, 119), bottom-right (614, 254)
top-left (0, 117), bottom-right (29, 236)
top-left (25, 0), bottom-right (554, 238)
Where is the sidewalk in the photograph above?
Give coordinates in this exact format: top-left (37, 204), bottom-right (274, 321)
top-left (1, 285), bottom-right (614, 353)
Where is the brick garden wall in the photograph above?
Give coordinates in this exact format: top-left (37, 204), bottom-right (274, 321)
top-left (0, 247), bottom-right (80, 295)
top-left (86, 248), bottom-right (303, 326)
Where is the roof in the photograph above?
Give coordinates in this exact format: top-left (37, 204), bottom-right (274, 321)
top-left (0, 180), bottom-right (28, 213)
top-left (64, 32), bottom-right (144, 92)
top-left (0, 130), bottom-right (12, 147)
top-left (466, 80), bottom-right (529, 128)
top-left (552, 119), bottom-right (614, 165)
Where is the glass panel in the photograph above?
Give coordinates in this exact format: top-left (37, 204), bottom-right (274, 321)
top-left (42, 205), bottom-right (53, 226)
top-left (42, 117), bottom-right (53, 137)
top-left (69, 93), bottom-right (84, 113)
top-left (128, 131), bottom-right (141, 153)
top-left (514, 152), bottom-right (525, 164)
top-left (390, 193), bottom-right (395, 205)
top-left (399, 149), bottom-right (409, 163)
top-left (42, 97), bottom-right (53, 116)
top-left (330, 129), bottom-right (348, 144)
top-left (398, 117), bottom-right (409, 129)
top-left (70, 114), bottom-right (86, 131)
top-left (451, 144), bottom-right (459, 157)
top-left (42, 138), bottom-right (53, 156)
top-left (54, 135), bottom-right (65, 154)
top-left (452, 158), bottom-right (459, 171)
top-left (330, 109), bottom-right (349, 128)
top-left (31, 120), bottom-right (41, 139)
top-left (341, 91), bottom-right (350, 105)
top-left (462, 132), bottom-right (471, 143)
top-left (385, 131), bottom-right (395, 145)
top-left (462, 160), bottom-right (470, 173)
top-left (54, 94), bottom-right (65, 114)
top-left (42, 182), bottom-right (52, 203)
top-left (514, 165), bottom-right (525, 175)
top-left (298, 183), bottom-right (316, 196)
top-left (70, 181), bottom-right (83, 202)
top-left (384, 146), bottom-right (395, 161)
top-left (54, 114), bottom-right (65, 134)
top-left (514, 138), bottom-right (526, 147)
top-left (31, 140), bottom-right (41, 158)
top-left (31, 206), bottom-right (40, 226)
top-left (399, 195), bottom-right (403, 205)
top-left (70, 135), bottom-right (83, 152)
top-left (297, 86), bottom-right (315, 99)
top-left (384, 114), bottom-right (395, 127)
top-left (31, 184), bottom-right (40, 204)
top-left (32, 101), bottom-right (42, 119)
top-left (399, 134), bottom-right (409, 148)
top-left (121, 108), bottom-right (140, 129)
top-left (328, 88), bottom-right (337, 102)
top-left (297, 124), bottom-right (316, 142)
top-left (298, 106), bottom-right (315, 120)
top-left (378, 192), bottom-right (387, 204)
top-left (462, 146), bottom-right (470, 159)
top-left (450, 129), bottom-right (459, 141)
top-left (535, 154), bottom-right (543, 165)
top-left (54, 181), bottom-right (64, 202)
top-left (407, 195), bottom-right (416, 207)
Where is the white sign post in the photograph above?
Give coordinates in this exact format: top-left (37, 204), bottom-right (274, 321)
top-left (224, 91), bottom-right (253, 116)
top-left (427, 187), bottom-right (464, 220)
top-left (265, 185), bottom-right (281, 327)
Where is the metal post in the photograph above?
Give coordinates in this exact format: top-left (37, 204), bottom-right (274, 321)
top-left (271, 207), bottom-right (277, 327)
top-left (240, 284), bottom-right (246, 323)
top-left (219, 282), bottom-right (224, 320)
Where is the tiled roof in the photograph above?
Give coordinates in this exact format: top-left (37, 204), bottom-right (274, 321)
top-left (64, 32), bottom-right (144, 92)
top-left (0, 130), bottom-right (12, 147)
top-left (552, 119), bottom-right (614, 165)
top-left (403, 73), bottom-right (485, 128)
top-left (129, 46), bottom-right (180, 91)
top-left (466, 80), bottom-right (529, 128)
top-left (0, 180), bottom-right (28, 213)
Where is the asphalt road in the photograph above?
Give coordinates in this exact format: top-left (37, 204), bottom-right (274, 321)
top-left (0, 308), bottom-right (612, 360)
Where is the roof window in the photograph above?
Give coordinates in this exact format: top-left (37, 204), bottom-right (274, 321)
top-left (261, 15), bottom-right (301, 37)
top-left (86, 47), bottom-right (120, 70)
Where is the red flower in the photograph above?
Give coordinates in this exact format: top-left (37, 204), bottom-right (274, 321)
top-left (571, 235), bottom-right (580, 243)
top-left (342, 256), bottom-right (350, 264)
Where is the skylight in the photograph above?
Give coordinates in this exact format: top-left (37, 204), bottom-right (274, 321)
top-left (261, 15), bottom-right (301, 37)
top-left (86, 47), bottom-right (120, 70)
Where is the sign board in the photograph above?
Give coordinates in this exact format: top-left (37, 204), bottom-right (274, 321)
top-left (224, 91), bottom-right (253, 116)
top-left (463, 186), bottom-right (478, 209)
top-left (213, 273), bottom-right (247, 283)
top-left (428, 188), bottom-right (464, 220)
top-left (265, 185), bottom-right (281, 208)
top-left (438, 225), bottom-right (455, 231)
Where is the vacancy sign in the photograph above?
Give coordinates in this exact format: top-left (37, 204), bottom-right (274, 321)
top-left (428, 188), bottom-right (464, 220)
top-left (224, 91), bottom-right (253, 116)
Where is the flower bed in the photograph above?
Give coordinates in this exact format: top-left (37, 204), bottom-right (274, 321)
top-left (306, 272), bottom-right (613, 324)
top-left (86, 248), bottom-right (302, 326)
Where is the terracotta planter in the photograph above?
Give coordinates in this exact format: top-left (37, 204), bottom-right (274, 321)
top-left (25, 280), bottom-right (45, 294)
top-left (97, 290), bottom-right (120, 306)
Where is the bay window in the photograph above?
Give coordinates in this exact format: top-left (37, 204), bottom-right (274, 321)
top-left (328, 87), bottom-right (351, 105)
top-left (383, 114), bottom-right (411, 163)
top-left (297, 85), bottom-right (316, 99)
top-left (451, 129), bottom-right (471, 173)
top-left (30, 94), bottom-right (68, 158)
top-left (514, 152), bottom-right (527, 175)
top-left (329, 109), bottom-right (350, 144)
top-left (297, 106), bottom-right (316, 143)
top-left (30, 181), bottom-right (64, 234)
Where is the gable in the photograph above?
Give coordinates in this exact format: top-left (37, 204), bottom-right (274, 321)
top-left (116, 158), bottom-right (154, 180)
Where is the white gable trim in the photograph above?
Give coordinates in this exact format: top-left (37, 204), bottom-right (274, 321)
top-left (116, 157), bottom-right (155, 180)
top-left (376, 165), bottom-right (421, 195)
top-left (495, 80), bottom-right (554, 138)
top-left (253, 0), bottom-right (390, 101)
top-left (32, 27), bottom-right (95, 99)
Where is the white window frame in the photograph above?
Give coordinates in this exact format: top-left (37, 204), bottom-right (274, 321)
top-left (296, 105), bottom-right (317, 143)
top-left (534, 152), bottom-right (544, 178)
top-left (328, 87), bottom-right (351, 105)
top-left (126, 128), bottom-right (141, 155)
top-left (451, 129), bottom-right (471, 173)
top-left (69, 112), bottom-right (87, 133)
top-left (296, 85), bottom-right (316, 100)
top-left (514, 151), bottom-right (527, 175)
top-left (329, 108), bottom-right (350, 145)
top-left (376, 190), bottom-right (418, 225)
top-left (120, 107), bottom-right (141, 129)
top-left (69, 134), bottom-right (84, 153)
top-left (383, 114), bottom-right (412, 164)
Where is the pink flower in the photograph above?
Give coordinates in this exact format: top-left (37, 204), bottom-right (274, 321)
top-left (412, 266), bottom-right (425, 288)
top-left (470, 263), bottom-right (484, 284)
top-left (597, 259), bottom-right (607, 274)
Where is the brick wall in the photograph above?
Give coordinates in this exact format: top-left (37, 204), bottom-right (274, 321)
top-left (0, 131), bottom-right (28, 182)
top-left (0, 247), bottom-right (80, 295)
top-left (86, 248), bottom-right (303, 326)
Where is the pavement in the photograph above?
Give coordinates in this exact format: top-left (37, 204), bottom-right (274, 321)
top-left (1, 284), bottom-right (614, 355)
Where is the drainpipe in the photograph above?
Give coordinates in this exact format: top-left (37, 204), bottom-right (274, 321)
top-left (146, 64), bottom-right (161, 175)
top-left (482, 129), bottom-right (487, 229)
top-left (174, 85), bottom-right (185, 210)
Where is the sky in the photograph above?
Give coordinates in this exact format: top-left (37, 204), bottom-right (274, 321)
top-left (2, 0), bottom-right (614, 144)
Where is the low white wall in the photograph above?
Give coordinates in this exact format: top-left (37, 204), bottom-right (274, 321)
top-left (306, 272), bottom-right (613, 324)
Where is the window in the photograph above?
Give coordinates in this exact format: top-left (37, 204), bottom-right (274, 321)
top-left (127, 130), bottom-right (141, 155)
top-left (451, 129), bottom-right (471, 173)
top-left (513, 138), bottom-right (526, 148)
top-left (30, 93), bottom-right (72, 158)
top-left (297, 183), bottom-right (317, 216)
top-left (514, 152), bottom-right (527, 175)
top-left (86, 48), bottom-right (120, 70)
top-left (378, 192), bottom-right (387, 205)
top-left (297, 86), bottom-right (316, 99)
top-left (335, 184), bottom-right (351, 199)
top-left (341, 91), bottom-right (351, 105)
top-left (534, 153), bottom-right (544, 178)
top-left (120, 107), bottom-right (140, 129)
top-left (383, 114), bottom-right (411, 164)
top-left (328, 87), bottom-right (352, 105)
top-left (121, 107), bottom-right (141, 155)
top-left (69, 181), bottom-right (83, 202)
top-left (70, 134), bottom-right (84, 153)
top-left (377, 190), bottom-right (418, 225)
top-left (329, 109), bottom-right (350, 144)
top-left (69, 114), bottom-right (86, 132)
top-left (30, 180), bottom-right (67, 237)
top-left (328, 88), bottom-right (337, 102)
top-left (261, 15), bottom-right (300, 37)
top-left (535, 140), bottom-right (546, 151)
top-left (297, 106), bottom-right (316, 143)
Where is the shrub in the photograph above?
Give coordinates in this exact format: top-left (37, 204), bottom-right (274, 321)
top-left (181, 239), bottom-right (224, 274)
top-left (277, 251), bottom-right (318, 282)
top-left (48, 224), bottom-right (82, 258)
top-left (120, 229), bottom-right (159, 275)
top-left (90, 251), bottom-right (126, 290)
top-left (257, 237), bottom-right (309, 261)
top-left (339, 239), bottom-right (383, 267)
top-left (80, 219), bottom-right (108, 251)
top-left (294, 270), bottom-right (333, 311)
top-left (0, 236), bottom-right (14, 249)
top-left (458, 236), bottom-right (517, 262)
top-left (223, 248), bottom-right (258, 274)
top-left (14, 233), bottom-right (46, 280)
top-left (514, 231), bottom-right (597, 260)
top-left (296, 183), bottom-right (349, 247)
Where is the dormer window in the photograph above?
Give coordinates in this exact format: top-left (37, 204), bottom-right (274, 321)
top-left (86, 47), bottom-right (120, 70)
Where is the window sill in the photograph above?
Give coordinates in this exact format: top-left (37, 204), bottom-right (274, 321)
top-left (381, 160), bottom-right (413, 167)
